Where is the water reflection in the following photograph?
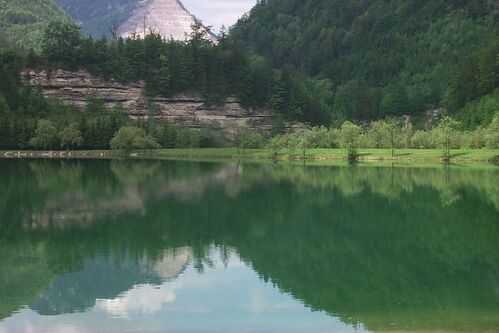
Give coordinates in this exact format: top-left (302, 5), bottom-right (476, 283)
top-left (0, 159), bottom-right (497, 332)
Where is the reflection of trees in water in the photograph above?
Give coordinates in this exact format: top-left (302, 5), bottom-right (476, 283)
top-left (0, 242), bottom-right (54, 319)
top-left (0, 160), bottom-right (497, 330)
top-left (144, 176), bottom-right (497, 331)
top-left (1, 160), bottom-right (241, 230)
top-left (110, 160), bottom-right (162, 184)
top-left (2, 160), bottom-right (496, 230)
top-left (243, 163), bottom-right (499, 209)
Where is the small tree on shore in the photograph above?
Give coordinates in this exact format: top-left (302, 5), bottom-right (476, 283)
top-left (435, 116), bottom-right (460, 159)
top-left (59, 123), bottom-right (83, 150)
top-left (235, 126), bottom-right (251, 156)
top-left (382, 117), bottom-right (401, 157)
top-left (30, 120), bottom-right (58, 150)
top-left (110, 126), bottom-right (160, 151)
top-left (338, 121), bottom-right (361, 160)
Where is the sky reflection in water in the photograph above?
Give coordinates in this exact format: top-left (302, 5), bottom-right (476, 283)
top-left (0, 159), bottom-right (497, 332)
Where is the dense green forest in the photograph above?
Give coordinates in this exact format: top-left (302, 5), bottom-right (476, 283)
top-left (231, 0), bottom-right (499, 126)
top-left (0, 0), bottom-right (72, 50)
top-left (0, 1), bottom-right (498, 151)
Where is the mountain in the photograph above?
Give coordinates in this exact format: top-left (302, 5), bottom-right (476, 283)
top-left (55, 0), bottom-right (216, 41)
top-left (54, 0), bottom-right (137, 37)
top-left (231, 0), bottom-right (499, 125)
top-left (118, 0), bottom-right (216, 41)
top-left (0, 0), bottom-right (72, 50)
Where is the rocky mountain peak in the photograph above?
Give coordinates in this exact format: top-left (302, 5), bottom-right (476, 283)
top-left (118, 0), bottom-right (216, 41)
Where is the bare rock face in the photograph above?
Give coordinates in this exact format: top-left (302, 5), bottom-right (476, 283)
top-left (22, 69), bottom-right (274, 132)
top-left (119, 0), bottom-right (216, 42)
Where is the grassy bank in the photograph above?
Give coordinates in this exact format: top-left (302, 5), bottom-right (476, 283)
top-left (1, 148), bottom-right (498, 163)
top-left (151, 148), bottom-right (499, 162)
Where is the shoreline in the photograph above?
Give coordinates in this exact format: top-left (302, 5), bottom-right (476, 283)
top-left (1, 148), bottom-right (498, 164)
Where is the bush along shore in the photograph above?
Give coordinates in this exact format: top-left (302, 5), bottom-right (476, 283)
top-left (1, 111), bottom-right (497, 163)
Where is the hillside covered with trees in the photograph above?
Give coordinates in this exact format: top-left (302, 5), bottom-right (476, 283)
top-left (0, 1), bottom-right (498, 153)
top-left (231, 0), bottom-right (499, 127)
top-left (0, 0), bottom-right (72, 50)
top-left (0, 17), bottom-right (335, 151)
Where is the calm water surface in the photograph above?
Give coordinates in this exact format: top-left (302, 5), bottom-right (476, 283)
top-left (0, 159), bottom-right (497, 333)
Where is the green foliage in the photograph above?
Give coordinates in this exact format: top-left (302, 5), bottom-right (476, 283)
top-left (232, 126), bottom-right (265, 155)
top-left (434, 116), bottom-right (461, 158)
top-left (0, 0), bottom-right (72, 51)
top-left (0, 94), bottom-right (11, 114)
top-left (110, 126), bottom-right (160, 151)
top-left (33, 23), bottom-right (329, 125)
top-left (59, 123), bottom-right (83, 150)
top-left (29, 120), bottom-right (58, 149)
top-left (454, 92), bottom-right (499, 129)
top-left (338, 121), bottom-right (362, 159)
top-left (373, 118), bottom-right (402, 157)
top-left (42, 21), bottom-right (83, 69)
top-left (266, 114), bottom-right (497, 161)
top-left (231, 0), bottom-right (498, 122)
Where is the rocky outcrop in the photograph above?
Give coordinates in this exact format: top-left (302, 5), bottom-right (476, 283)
top-left (22, 69), bottom-right (274, 132)
top-left (118, 0), bottom-right (216, 42)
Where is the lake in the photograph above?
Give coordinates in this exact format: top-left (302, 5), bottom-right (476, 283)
top-left (0, 159), bottom-right (497, 333)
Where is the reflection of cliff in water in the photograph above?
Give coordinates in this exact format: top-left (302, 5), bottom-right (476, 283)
top-left (0, 160), bottom-right (243, 230)
top-left (0, 159), bottom-right (497, 331)
top-left (1, 160), bottom-right (497, 232)
top-left (30, 247), bottom-right (191, 316)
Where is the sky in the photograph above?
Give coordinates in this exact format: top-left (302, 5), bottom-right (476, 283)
top-left (181, 0), bottom-right (256, 32)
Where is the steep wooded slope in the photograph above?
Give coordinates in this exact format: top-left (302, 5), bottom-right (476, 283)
top-left (0, 0), bottom-right (72, 50)
top-left (231, 0), bottom-right (499, 125)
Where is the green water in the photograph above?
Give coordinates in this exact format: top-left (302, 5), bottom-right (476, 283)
top-left (0, 159), bottom-right (497, 333)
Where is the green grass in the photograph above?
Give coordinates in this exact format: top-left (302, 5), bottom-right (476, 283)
top-left (151, 148), bottom-right (499, 163)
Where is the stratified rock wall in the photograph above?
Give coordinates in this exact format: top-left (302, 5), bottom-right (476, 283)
top-left (22, 69), bottom-right (274, 132)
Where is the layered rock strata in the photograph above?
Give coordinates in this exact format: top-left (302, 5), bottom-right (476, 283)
top-left (22, 69), bottom-right (274, 132)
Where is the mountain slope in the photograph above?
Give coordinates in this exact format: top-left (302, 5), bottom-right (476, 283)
top-left (231, 0), bottom-right (498, 124)
top-left (0, 0), bottom-right (72, 50)
top-left (54, 0), bottom-right (137, 37)
top-left (55, 0), bottom-right (215, 41)
top-left (118, 0), bottom-right (215, 41)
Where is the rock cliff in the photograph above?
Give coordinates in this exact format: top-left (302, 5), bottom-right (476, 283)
top-left (55, 0), bottom-right (216, 41)
top-left (22, 69), bottom-right (274, 132)
top-left (119, 0), bottom-right (216, 42)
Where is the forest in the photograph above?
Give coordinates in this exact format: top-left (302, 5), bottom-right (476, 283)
top-left (0, 1), bottom-right (498, 153)
top-left (0, 19), bottom-right (332, 151)
top-left (231, 0), bottom-right (499, 126)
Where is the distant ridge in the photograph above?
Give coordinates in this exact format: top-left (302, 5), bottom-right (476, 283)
top-left (54, 0), bottom-right (216, 41)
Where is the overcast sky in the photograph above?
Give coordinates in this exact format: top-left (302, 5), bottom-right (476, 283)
top-left (181, 0), bottom-right (256, 32)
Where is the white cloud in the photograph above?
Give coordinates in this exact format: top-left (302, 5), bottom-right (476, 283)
top-left (95, 282), bottom-right (181, 318)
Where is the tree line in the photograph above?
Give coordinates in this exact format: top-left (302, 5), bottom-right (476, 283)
top-left (267, 116), bottom-right (498, 159)
top-left (36, 20), bottom-right (330, 123)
